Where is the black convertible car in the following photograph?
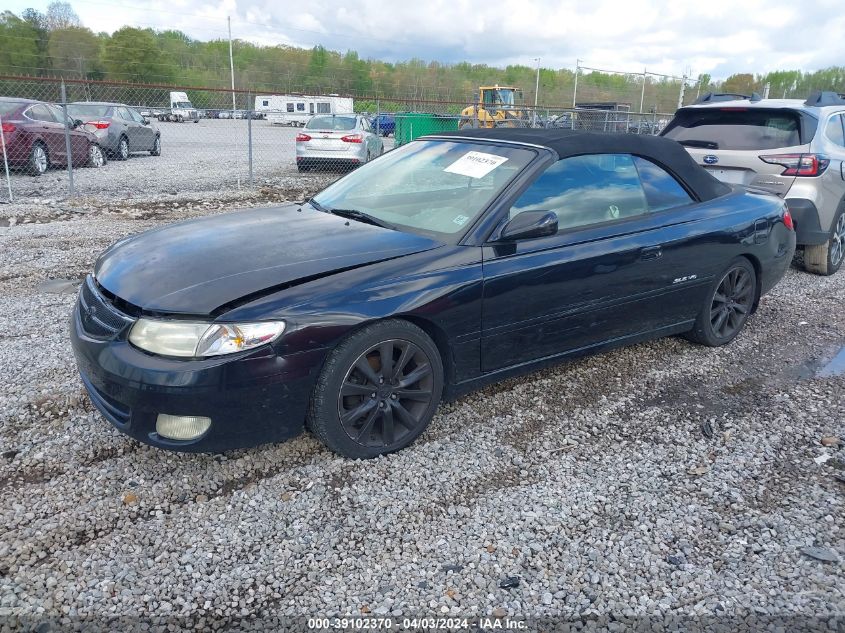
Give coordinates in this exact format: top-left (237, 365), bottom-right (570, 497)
top-left (71, 129), bottom-right (796, 457)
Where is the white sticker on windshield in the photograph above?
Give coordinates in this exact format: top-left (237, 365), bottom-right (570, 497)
top-left (444, 151), bottom-right (508, 179)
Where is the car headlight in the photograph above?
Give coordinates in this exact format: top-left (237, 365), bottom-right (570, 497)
top-left (128, 319), bottom-right (285, 358)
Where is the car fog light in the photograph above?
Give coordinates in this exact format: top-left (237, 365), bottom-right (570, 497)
top-left (156, 414), bottom-right (211, 440)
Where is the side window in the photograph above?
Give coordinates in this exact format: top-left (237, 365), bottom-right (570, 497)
top-left (632, 156), bottom-right (694, 211)
top-left (261, 100), bottom-right (269, 107)
top-left (317, 102), bottom-right (331, 114)
top-left (127, 108), bottom-right (145, 124)
top-left (824, 114), bottom-right (845, 146)
top-left (286, 103), bottom-right (294, 113)
top-left (27, 104), bottom-right (56, 122)
top-left (47, 104), bottom-right (69, 124)
top-left (117, 107), bottom-right (133, 121)
top-left (510, 154), bottom-right (648, 232)
top-left (361, 118), bottom-right (370, 132)
top-left (296, 103), bottom-right (305, 111)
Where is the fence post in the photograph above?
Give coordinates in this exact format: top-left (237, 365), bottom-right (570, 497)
top-left (247, 92), bottom-right (254, 186)
top-left (376, 99), bottom-right (380, 135)
top-left (60, 80), bottom-right (74, 198)
top-left (0, 113), bottom-right (12, 203)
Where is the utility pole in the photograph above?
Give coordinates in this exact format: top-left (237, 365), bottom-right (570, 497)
top-left (639, 67), bottom-right (647, 113)
top-left (228, 16), bottom-right (236, 111)
top-left (572, 59), bottom-right (582, 108)
top-left (533, 57), bottom-right (540, 127)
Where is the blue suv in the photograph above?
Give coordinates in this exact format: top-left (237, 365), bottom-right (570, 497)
top-left (370, 113), bottom-right (395, 137)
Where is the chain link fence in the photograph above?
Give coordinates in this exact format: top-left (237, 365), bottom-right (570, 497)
top-left (0, 75), bottom-right (676, 205)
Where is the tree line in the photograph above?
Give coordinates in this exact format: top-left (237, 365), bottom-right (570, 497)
top-left (1, 2), bottom-right (843, 113)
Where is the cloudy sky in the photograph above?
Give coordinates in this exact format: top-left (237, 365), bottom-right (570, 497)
top-left (8, 0), bottom-right (844, 78)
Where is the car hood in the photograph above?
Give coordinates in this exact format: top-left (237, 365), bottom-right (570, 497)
top-left (94, 205), bottom-right (443, 316)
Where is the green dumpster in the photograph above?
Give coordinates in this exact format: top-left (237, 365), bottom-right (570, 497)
top-left (394, 112), bottom-right (460, 146)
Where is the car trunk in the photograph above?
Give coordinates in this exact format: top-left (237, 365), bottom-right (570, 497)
top-left (304, 129), bottom-right (356, 151)
top-left (662, 107), bottom-right (812, 197)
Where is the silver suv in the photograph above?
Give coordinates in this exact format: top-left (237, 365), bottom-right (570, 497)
top-left (662, 91), bottom-right (845, 275)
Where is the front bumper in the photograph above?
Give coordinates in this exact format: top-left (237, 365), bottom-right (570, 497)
top-left (69, 286), bottom-right (327, 452)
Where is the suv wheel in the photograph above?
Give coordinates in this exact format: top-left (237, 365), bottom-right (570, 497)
top-left (804, 208), bottom-right (845, 276)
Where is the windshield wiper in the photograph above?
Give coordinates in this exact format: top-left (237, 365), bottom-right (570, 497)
top-left (326, 208), bottom-right (396, 230)
top-left (307, 198), bottom-right (328, 213)
top-left (678, 139), bottom-right (719, 149)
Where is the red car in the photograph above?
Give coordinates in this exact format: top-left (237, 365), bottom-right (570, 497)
top-left (0, 97), bottom-right (106, 175)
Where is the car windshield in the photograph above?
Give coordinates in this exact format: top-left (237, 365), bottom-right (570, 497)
top-left (67, 104), bottom-right (111, 118)
top-left (311, 139), bottom-right (536, 239)
top-left (306, 115), bottom-right (356, 130)
top-left (0, 101), bottom-right (24, 117)
top-left (174, 102), bottom-right (192, 108)
top-left (662, 109), bottom-right (804, 150)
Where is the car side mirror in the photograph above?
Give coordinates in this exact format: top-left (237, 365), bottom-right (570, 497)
top-left (142, 118), bottom-right (150, 125)
top-left (72, 119), bottom-right (83, 129)
top-left (499, 210), bottom-right (558, 241)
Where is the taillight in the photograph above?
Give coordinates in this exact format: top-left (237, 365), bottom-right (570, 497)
top-left (0, 122), bottom-right (15, 134)
top-left (296, 133), bottom-right (311, 142)
top-left (341, 134), bottom-right (363, 143)
top-left (86, 120), bottom-right (110, 129)
top-left (782, 206), bottom-right (794, 231)
top-left (759, 153), bottom-right (829, 177)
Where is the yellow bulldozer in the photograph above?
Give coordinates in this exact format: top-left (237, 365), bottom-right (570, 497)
top-left (459, 85), bottom-right (527, 129)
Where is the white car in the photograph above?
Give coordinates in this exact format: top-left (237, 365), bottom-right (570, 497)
top-left (295, 114), bottom-right (384, 172)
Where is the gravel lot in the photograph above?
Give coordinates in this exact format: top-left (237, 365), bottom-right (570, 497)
top-left (1, 119), bottom-right (393, 204)
top-left (0, 197), bottom-right (843, 630)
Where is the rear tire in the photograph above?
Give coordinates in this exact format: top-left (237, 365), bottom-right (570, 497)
top-left (307, 320), bottom-right (444, 458)
top-left (685, 257), bottom-right (757, 347)
top-left (28, 142), bottom-right (48, 176)
top-left (115, 136), bottom-right (129, 161)
top-left (804, 208), bottom-right (845, 276)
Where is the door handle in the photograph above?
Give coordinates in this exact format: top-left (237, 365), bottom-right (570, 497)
top-left (640, 246), bottom-right (662, 261)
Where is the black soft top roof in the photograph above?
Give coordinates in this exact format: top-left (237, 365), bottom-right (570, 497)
top-left (433, 128), bottom-right (732, 202)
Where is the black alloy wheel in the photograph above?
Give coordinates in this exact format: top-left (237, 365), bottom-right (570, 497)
top-left (337, 339), bottom-right (434, 449)
top-left (686, 257), bottom-right (757, 347)
top-left (308, 320), bottom-right (443, 458)
top-left (709, 266), bottom-right (754, 339)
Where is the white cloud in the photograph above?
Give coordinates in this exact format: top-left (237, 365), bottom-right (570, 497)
top-left (9, 0), bottom-right (844, 78)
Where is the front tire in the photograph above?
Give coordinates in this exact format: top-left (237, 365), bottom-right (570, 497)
top-left (150, 135), bottom-right (161, 156)
top-left (804, 208), bottom-right (845, 276)
top-left (685, 257), bottom-right (757, 347)
top-left (307, 320), bottom-right (444, 458)
top-left (85, 143), bottom-right (106, 168)
top-left (28, 142), bottom-right (48, 176)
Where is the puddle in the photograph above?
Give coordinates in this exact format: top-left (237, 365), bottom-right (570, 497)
top-left (818, 347), bottom-right (845, 378)
top-left (721, 346), bottom-right (844, 395)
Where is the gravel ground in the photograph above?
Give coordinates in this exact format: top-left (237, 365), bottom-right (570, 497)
top-left (0, 119), bottom-right (392, 205)
top-left (0, 200), bottom-right (843, 630)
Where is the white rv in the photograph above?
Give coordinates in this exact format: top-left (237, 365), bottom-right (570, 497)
top-left (254, 94), bottom-right (354, 126)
